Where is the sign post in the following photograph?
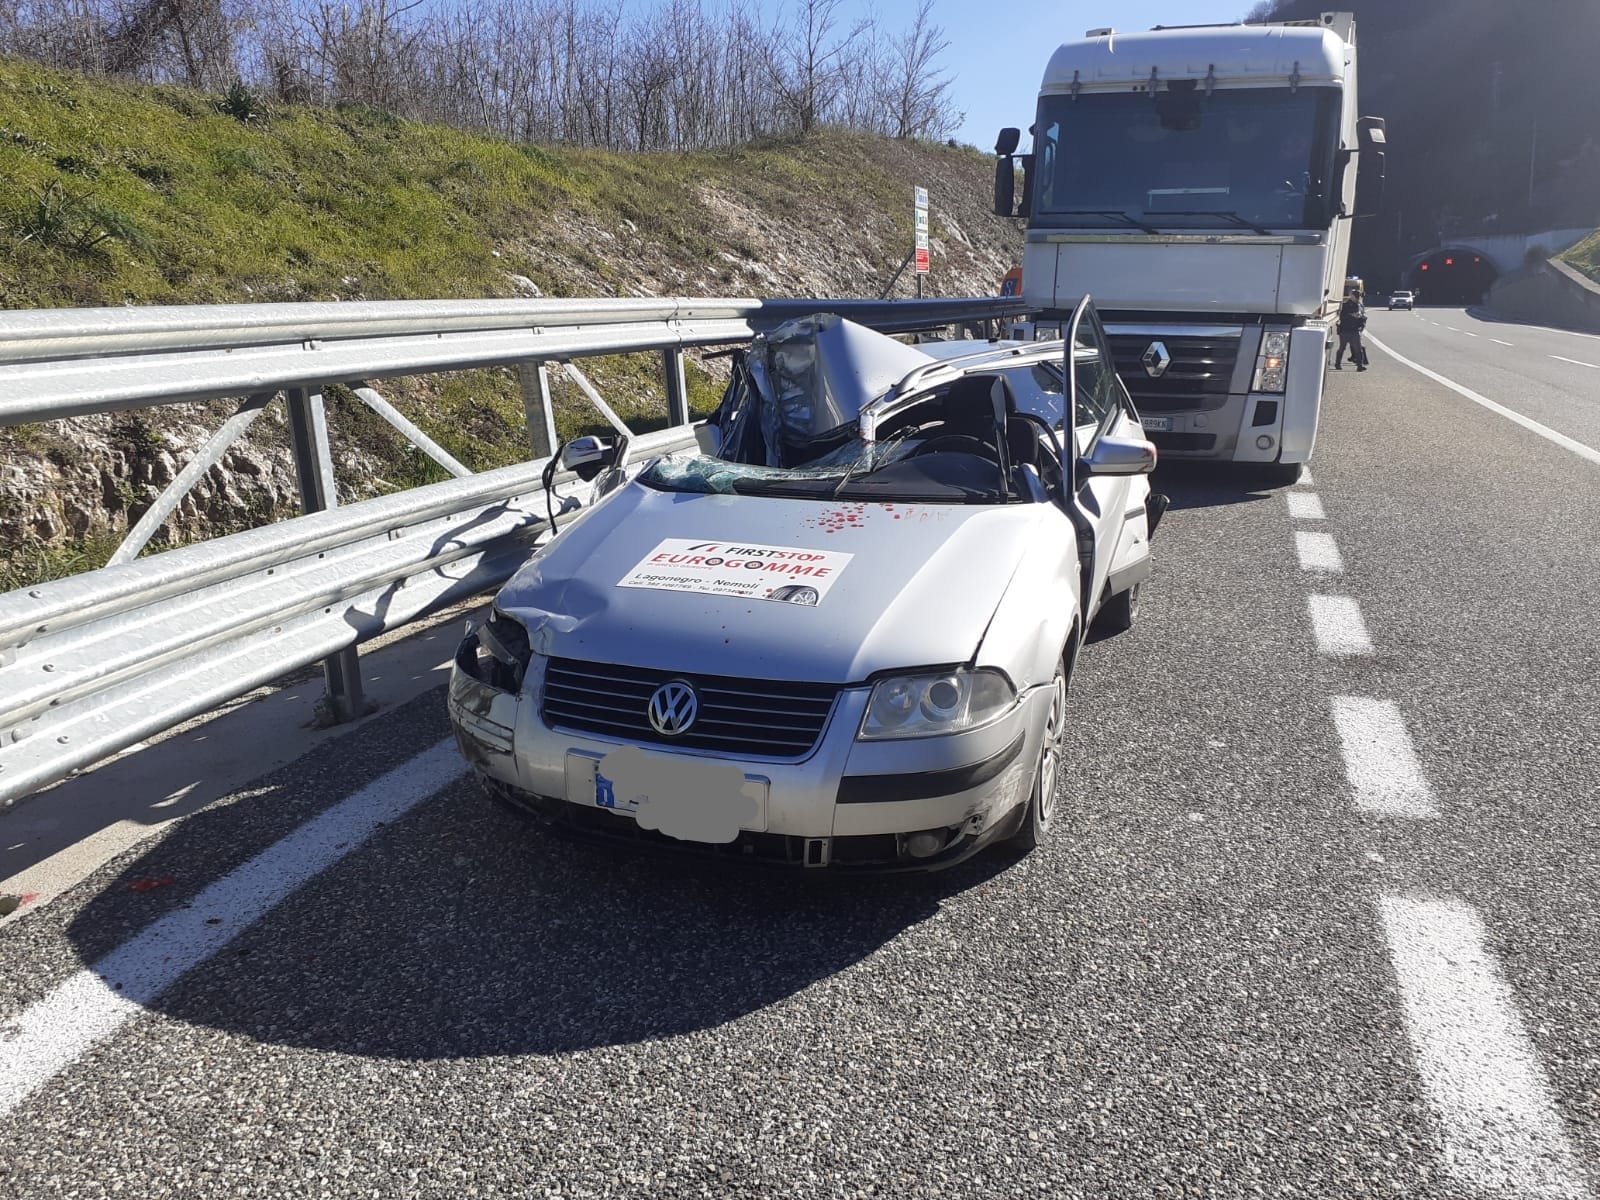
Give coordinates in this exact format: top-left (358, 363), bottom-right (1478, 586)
top-left (913, 186), bottom-right (930, 297)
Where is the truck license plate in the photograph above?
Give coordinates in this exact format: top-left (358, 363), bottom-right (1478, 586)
top-left (1140, 416), bottom-right (1173, 432)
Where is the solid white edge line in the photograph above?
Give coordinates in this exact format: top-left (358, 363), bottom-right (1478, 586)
top-left (1366, 334), bottom-right (1600, 468)
top-left (1308, 595), bottom-right (1373, 656)
top-left (1330, 697), bottom-right (1438, 818)
top-left (1377, 893), bottom-right (1587, 1199)
top-left (1549, 355), bottom-right (1599, 370)
top-left (1294, 530), bottom-right (1344, 574)
top-left (1286, 491), bottom-right (1326, 520)
top-left (0, 739), bottom-right (465, 1117)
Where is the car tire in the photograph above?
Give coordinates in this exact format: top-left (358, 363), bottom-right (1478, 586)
top-left (1009, 652), bottom-right (1070, 853)
top-left (1255, 461), bottom-right (1304, 487)
top-left (1093, 581), bottom-right (1140, 635)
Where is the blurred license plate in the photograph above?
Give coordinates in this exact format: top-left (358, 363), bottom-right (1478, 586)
top-left (564, 751), bottom-right (768, 836)
top-left (1140, 416), bottom-right (1173, 432)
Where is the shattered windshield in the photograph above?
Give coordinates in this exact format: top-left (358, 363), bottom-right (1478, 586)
top-left (640, 437), bottom-right (918, 496)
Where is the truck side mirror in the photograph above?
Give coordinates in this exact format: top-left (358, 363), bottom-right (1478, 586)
top-left (1354, 116), bottom-right (1386, 218)
top-left (994, 127), bottom-right (1022, 217)
top-left (994, 155), bottom-right (1015, 218)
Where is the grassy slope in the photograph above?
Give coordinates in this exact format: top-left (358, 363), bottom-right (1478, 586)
top-left (0, 59), bottom-right (1016, 587)
top-left (0, 57), bottom-right (978, 307)
top-left (1557, 231), bottom-right (1600, 286)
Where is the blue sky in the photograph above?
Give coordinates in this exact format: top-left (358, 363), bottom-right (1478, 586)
top-left (857, 0), bottom-right (1250, 150)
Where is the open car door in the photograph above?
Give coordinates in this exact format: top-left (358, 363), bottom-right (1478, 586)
top-left (1066, 296), bottom-right (1154, 620)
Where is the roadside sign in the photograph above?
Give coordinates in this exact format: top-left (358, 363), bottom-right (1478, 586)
top-left (914, 186), bottom-right (930, 275)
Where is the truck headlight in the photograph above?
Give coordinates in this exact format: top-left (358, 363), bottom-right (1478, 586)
top-left (858, 668), bottom-right (1017, 740)
top-left (1252, 330), bottom-right (1291, 393)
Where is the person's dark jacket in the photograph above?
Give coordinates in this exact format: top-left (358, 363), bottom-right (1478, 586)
top-left (1337, 298), bottom-right (1367, 334)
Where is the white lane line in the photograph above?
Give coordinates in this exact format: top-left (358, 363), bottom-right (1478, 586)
top-left (1367, 335), bottom-right (1600, 468)
top-left (1286, 491), bottom-right (1326, 520)
top-left (1446, 326), bottom-right (1463, 332)
top-left (1295, 531), bottom-right (1344, 574)
top-left (1549, 354), bottom-right (1599, 370)
top-left (1331, 697), bottom-right (1438, 818)
top-left (1308, 595), bottom-right (1373, 656)
top-left (1378, 894), bottom-right (1587, 1199)
top-left (1296, 467), bottom-right (1314, 486)
top-left (0, 740), bottom-right (465, 1117)
top-left (1492, 339), bottom-right (1515, 347)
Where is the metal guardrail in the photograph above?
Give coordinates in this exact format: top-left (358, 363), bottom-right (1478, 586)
top-left (0, 294), bottom-right (1030, 804)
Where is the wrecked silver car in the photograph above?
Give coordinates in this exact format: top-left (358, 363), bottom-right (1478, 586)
top-left (448, 298), bottom-right (1163, 870)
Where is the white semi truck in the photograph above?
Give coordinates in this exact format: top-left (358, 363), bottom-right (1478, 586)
top-left (993, 11), bottom-right (1385, 481)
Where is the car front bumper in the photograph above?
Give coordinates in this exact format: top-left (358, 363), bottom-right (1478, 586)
top-left (447, 637), bottom-right (1049, 870)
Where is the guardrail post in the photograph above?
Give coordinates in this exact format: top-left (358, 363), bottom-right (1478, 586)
top-left (285, 385), bottom-right (369, 726)
top-left (663, 348), bottom-right (690, 426)
top-left (518, 360), bottom-right (558, 458)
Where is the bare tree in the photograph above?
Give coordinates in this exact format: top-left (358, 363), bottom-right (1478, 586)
top-left (878, 0), bottom-right (956, 140)
top-left (767, 0), bottom-right (866, 135)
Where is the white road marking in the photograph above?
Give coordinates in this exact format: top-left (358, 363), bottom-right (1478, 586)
top-left (1331, 697), bottom-right (1438, 818)
top-left (1446, 326), bottom-right (1462, 332)
top-left (0, 740), bottom-right (465, 1117)
top-left (1295, 531), bottom-right (1344, 574)
top-left (1461, 331), bottom-right (1479, 338)
top-left (1367, 335), bottom-right (1600, 468)
top-left (1286, 491), bottom-right (1326, 520)
top-left (1549, 354), bottom-right (1599, 370)
top-left (1378, 894), bottom-right (1587, 1199)
top-left (1492, 339), bottom-right (1515, 347)
top-left (1308, 595), bottom-right (1373, 656)
top-left (1296, 467), bottom-right (1314, 486)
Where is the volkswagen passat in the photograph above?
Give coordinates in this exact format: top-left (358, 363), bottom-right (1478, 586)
top-left (448, 299), bottom-right (1163, 870)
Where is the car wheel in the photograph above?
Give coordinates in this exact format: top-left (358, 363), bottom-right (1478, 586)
top-left (1009, 657), bottom-right (1069, 853)
top-left (1093, 581), bottom-right (1140, 635)
top-left (1254, 461), bottom-right (1304, 487)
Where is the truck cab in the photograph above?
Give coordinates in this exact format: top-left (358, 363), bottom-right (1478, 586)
top-left (994, 11), bottom-right (1385, 477)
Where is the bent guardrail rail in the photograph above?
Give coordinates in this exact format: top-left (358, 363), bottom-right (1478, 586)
top-left (0, 294), bottom-right (1031, 804)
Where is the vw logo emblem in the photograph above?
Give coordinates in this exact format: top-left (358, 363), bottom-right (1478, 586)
top-left (1141, 341), bottom-right (1172, 379)
top-left (647, 680), bottom-right (699, 736)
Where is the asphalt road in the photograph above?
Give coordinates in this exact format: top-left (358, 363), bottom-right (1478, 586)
top-left (2, 320), bottom-right (1598, 1198)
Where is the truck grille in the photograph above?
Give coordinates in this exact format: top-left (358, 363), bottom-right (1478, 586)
top-left (1107, 330), bottom-right (1242, 412)
top-left (542, 657), bottom-right (839, 759)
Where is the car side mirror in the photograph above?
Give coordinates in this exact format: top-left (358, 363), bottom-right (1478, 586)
top-left (558, 435), bottom-right (619, 482)
top-left (1079, 433), bottom-right (1158, 477)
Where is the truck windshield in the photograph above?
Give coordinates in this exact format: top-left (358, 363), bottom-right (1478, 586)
top-left (1031, 86), bottom-right (1342, 232)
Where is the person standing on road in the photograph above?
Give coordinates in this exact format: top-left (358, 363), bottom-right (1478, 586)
top-left (1335, 293), bottom-right (1368, 371)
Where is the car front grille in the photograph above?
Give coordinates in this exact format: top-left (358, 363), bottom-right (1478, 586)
top-left (541, 657), bottom-right (839, 759)
top-left (1107, 331), bottom-right (1242, 412)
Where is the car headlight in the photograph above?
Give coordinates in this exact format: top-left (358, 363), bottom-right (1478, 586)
top-left (1252, 329), bottom-right (1291, 393)
top-left (858, 668), bottom-right (1017, 740)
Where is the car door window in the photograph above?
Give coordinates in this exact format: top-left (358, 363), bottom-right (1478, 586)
top-left (999, 363), bottom-right (1067, 428)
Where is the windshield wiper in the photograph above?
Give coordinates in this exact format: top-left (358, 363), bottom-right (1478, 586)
top-left (1052, 209), bottom-right (1161, 234)
top-left (1143, 209), bottom-right (1274, 235)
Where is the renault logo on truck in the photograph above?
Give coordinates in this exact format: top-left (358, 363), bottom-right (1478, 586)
top-left (647, 681), bottom-right (699, 736)
top-left (1141, 341), bottom-right (1172, 379)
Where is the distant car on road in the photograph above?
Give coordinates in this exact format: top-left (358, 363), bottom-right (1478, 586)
top-left (448, 300), bottom-right (1163, 871)
top-left (1389, 290), bottom-right (1415, 310)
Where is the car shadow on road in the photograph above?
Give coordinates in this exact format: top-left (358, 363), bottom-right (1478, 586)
top-left (1151, 460), bottom-right (1284, 511)
top-left (62, 710), bottom-right (1011, 1059)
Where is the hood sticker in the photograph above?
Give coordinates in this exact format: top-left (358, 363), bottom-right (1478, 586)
top-left (617, 538), bottom-right (853, 605)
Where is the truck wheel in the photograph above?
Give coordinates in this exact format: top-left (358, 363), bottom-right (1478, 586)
top-left (1093, 582), bottom-right (1140, 635)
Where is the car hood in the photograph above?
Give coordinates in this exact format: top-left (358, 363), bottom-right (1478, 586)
top-left (495, 480), bottom-right (1049, 684)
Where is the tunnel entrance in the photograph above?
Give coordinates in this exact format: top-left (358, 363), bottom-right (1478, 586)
top-left (1404, 248), bottom-right (1500, 305)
